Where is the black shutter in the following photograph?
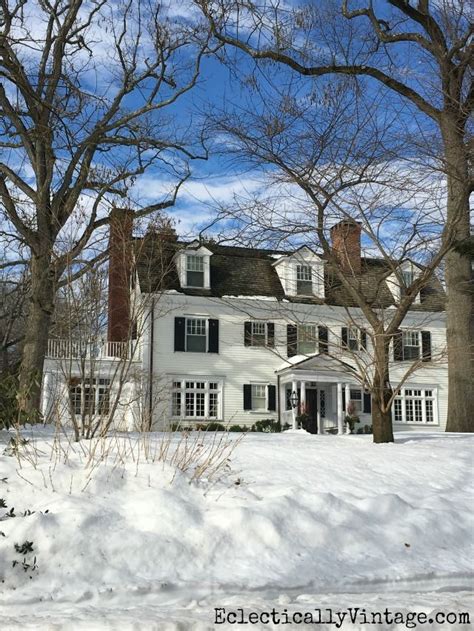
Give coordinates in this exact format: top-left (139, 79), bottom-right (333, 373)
top-left (174, 317), bottom-right (185, 352)
top-left (287, 324), bottom-right (297, 357)
top-left (363, 392), bottom-right (372, 414)
top-left (267, 323), bottom-right (275, 348)
top-left (393, 330), bottom-right (403, 361)
top-left (421, 331), bottom-right (431, 362)
top-left (360, 329), bottom-right (367, 350)
top-left (267, 385), bottom-right (276, 411)
top-left (244, 321), bottom-right (252, 346)
top-left (208, 319), bottom-right (219, 353)
top-left (341, 327), bottom-right (348, 349)
top-left (342, 388), bottom-right (346, 412)
top-left (318, 325), bottom-right (329, 354)
top-left (243, 384), bottom-right (252, 410)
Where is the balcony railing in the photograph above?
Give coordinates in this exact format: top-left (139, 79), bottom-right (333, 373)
top-left (46, 339), bottom-right (140, 361)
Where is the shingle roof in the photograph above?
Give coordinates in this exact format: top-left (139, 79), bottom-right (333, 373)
top-left (134, 236), bottom-right (445, 312)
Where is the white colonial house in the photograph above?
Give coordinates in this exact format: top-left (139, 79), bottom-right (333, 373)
top-left (41, 211), bottom-right (447, 434)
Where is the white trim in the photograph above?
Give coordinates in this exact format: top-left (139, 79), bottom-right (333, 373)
top-left (170, 376), bottom-right (224, 421)
top-left (392, 386), bottom-right (439, 426)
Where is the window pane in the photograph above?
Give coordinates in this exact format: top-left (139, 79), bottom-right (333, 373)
top-left (297, 265), bottom-right (312, 280)
top-left (172, 391), bottom-right (181, 417)
top-left (394, 398), bottom-right (402, 422)
top-left (405, 399), bottom-right (414, 423)
top-left (425, 399), bottom-right (434, 423)
top-left (98, 387), bottom-right (110, 414)
top-left (209, 393), bottom-right (218, 418)
top-left (70, 386), bottom-right (82, 415)
top-left (196, 393), bottom-right (205, 417)
top-left (187, 255), bottom-right (204, 271)
top-left (414, 398), bottom-right (423, 422)
top-left (187, 335), bottom-right (207, 352)
top-left (186, 270), bottom-right (204, 287)
top-left (186, 392), bottom-right (195, 416)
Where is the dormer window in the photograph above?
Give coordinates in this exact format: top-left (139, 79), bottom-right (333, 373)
top-left (176, 244), bottom-right (212, 290)
top-left (272, 247), bottom-right (325, 299)
top-left (296, 265), bottom-right (313, 295)
top-left (186, 255), bottom-right (204, 287)
top-left (401, 270), bottom-right (415, 297)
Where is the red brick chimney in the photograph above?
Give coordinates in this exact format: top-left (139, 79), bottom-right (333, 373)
top-left (330, 219), bottom-right (362, 274)
top-left (108, 207), bottom-right (134, 343)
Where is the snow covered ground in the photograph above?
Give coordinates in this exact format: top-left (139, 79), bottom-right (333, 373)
top-left (0, 428), bottom-right (472, 630)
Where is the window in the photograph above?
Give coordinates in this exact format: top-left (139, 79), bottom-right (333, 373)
top-left (296, 265), bottom-right (313, 295)
top-left (250, 322), bottom-right (266, 346)
top-left (171, 379), bottom-right (222, 419)
top-left (244, 321), bottom-right (275, 347)
top-left (186, 318), bottom-right (207, 352)
top-left (186, 255), bottom-right (204, 287)
top-left (68, 377), bottom-right (110, 416)
top-left (349, 389), bottom-right (362, 414)
top-left (244, 383), bottom-right (276, 412)
top-left (402, 331), bottom-right (420, 360)
top-left (394, 330), bottom-right (431, 362)
top-left (401, 269), bottom-right (414, 288)
top-left (251, 384), bottom-right (267, 411)
top-left (342, 327), bottom-right (367, 352)
top-left (348, 328), bottom-right (359, 351)
top-left (392, 388), bottom-right (437, 424)
top-left (297, 324), bottom-right (317, 355)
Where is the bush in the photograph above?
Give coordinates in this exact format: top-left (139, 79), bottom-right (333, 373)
top-left (195, 422), bottom-right (225, 432)
top-left (228, 424), bottom-right (248, 432)
top-left (251, 418), bottom-right (281, 433)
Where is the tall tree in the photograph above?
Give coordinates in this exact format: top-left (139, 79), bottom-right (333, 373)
top-left (0, 0), bottom-right (215, 417)
top-left (206, 78), bottom-right (450, 442)
top-left (198, 0), bottom-right (473, 431)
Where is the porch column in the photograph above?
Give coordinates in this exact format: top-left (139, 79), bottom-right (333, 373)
top-left (337, 382), bottom-right (344, 435)
top-left (317, 386), bottom-right (323, 435)
top-left (292, 380), bottom-right (298, 430)
top-left (345, 384), bottom-right (351, 434)
top-left (300, 380), bottom-right (306, 413)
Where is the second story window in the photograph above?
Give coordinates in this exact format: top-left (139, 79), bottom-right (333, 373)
top-left (244, 321), bottom-right (275, 347)
top-left (186, 318), bottom-right (206, 352)
top-left (174, 317), bottom-right (219, 353)
top-left (186, 255), bottom-right (204, 287)
top-left (298, 324), bottom-right (317, 355)
top-left (393, 330), bottom-right (431, 362)
top-left (402, 331), bottom-right (420, 360)
top-left (296, 265), bottom-right (313, 295)
top-left (341, 327), bottom-right (367, 352)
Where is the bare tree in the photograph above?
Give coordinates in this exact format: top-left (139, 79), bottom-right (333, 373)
top-left (0, 0), bottom-right (216, 417)
top-left (203, 76), bottom-right (451, 442)
top-left (196, 0), bottom-right (473, 431)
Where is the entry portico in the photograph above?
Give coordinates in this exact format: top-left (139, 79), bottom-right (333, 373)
top-left (277, 354), bottom-right (365, 434)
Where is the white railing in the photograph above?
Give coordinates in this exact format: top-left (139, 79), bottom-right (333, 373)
top-left (46, 339), bottom-right (140, 361)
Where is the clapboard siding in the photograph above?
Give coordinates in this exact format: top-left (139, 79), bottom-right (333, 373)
top-left (149, 294), bottom-right (448, 430)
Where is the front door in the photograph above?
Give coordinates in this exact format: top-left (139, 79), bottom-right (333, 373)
top-left (305, 389), bottom-right (318, 434)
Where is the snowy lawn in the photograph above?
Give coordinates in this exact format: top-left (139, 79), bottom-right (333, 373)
top-left (0, 427), bottom-right (472, 630)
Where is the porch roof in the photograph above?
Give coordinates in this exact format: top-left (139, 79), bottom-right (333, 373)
top-left (276, 353), bottom-right (359, 384)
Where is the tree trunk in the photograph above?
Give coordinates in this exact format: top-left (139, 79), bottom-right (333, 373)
top-left (372, 337), bottom-right (394, 443)
top-left (17, 253), bottom-right (56, 421)
top-left (442, 122), bottom-right (473, 433)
